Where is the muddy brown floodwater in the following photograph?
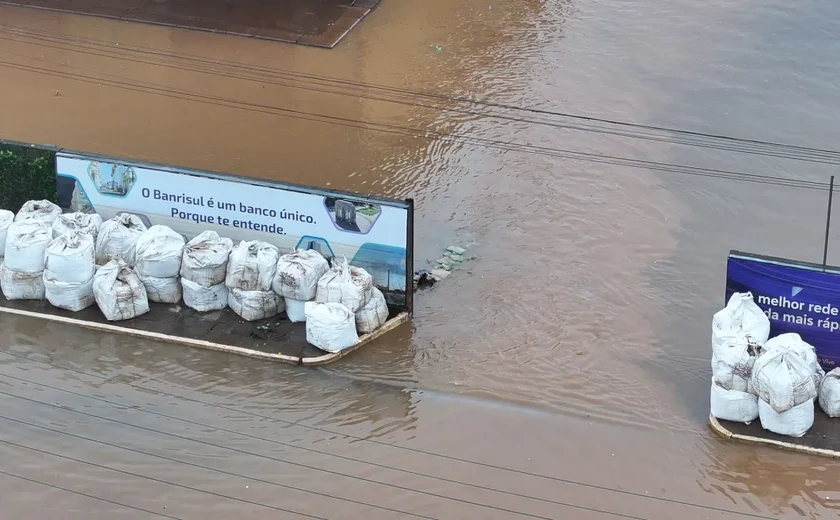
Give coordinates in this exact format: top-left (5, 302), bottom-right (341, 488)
top-left (1, 0), bottom-right (840, 518)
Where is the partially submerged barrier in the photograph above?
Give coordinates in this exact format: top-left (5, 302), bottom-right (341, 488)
top-left (0, 140), bottom-right (414, 364)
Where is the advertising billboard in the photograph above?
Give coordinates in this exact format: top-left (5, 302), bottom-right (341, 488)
top-left (726, 250), bottom-right (840, 370)
top-left (55, 152), bottom-right (413, 308)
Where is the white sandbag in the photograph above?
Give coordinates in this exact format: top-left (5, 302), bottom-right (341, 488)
top-left (273, 249), bottom-right (329, 300)
top-left (135, 225), bottom-right (186, 279)
top-left (93, 259), bottom-right (149, 321)
top-left (305, 301), bottom-right (359, 353)
top-left (182, 278), bottom-right (228, 312)
top-left (225, 241), bottom-right (279, 292)
top-left (763, 333), bottom-right (824, 393)
top-left (44, 233), bottom-right (95, 283)
top-left (752, 348), bottom-right (817, 413)
top-left (285, 298), bottom-right (307, 323)
top-left (95, 213), bottom-right (147, 266)
top-left (0, 209), bottom-right (13, 257)
top-left (709, 379), bottom-right (758, 424)
top-left (758, 398), bottom-right (814, 438)
top-left (228, 287), bottom-right (284, 321)
top-left (3, 220), bottom-right (51, 274)
top-left (15, 200), bottom-right (62, 225)
top-left (315, 257), bottom-right (373, 312)
top-left (43, 273), bottom-right (95, 312)
top-left (52, 212), bottom-right (103, 240)
top-left (181, 230), bottom-right (234, 287)
top-left (356, 286), bottom-right (388, 334)
top-left (0, 263), bottom-right (45, 300)
top-left (139, 275), bottom-right (182, 304)
top-left (818, 368), bottom-right (840, 418)
top-left (712, 292), bottom-right (770, 350)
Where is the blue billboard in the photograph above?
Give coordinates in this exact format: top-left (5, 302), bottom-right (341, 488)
top-left (726, 251), bottom-right (840, 370)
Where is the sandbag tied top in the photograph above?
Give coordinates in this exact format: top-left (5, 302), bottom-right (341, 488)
top-left (0, 209), bottom-right (14, 257)
top-left (180, 230), bottom-right (234, 287)
top-left (752, 348), bottom-right (818, 414)
top-left (272, 248), bottom-right (329, 301)
top-left (93, 259), bottom-right (149, 321)
top-left (135, 225), bottom-right (186, 279)
top-left (52, 212), bottom-right (103, 241)
top-left (15, 199), bottom-right (62, 225)
top-left (3, 219), bottom-right (51, 274)
top-left (95, 213), bottom-right (148, 266)
top-left (712, 292), bottom-right (771, 348)
top-left (225, 240), bottom-right (279, 292)
top-left (45, 231), bottom-right (96, 284)
top-left (315, 256), bottom-right (373, 313)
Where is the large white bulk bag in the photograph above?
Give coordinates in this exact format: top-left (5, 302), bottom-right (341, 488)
top-left (181, 230), bottom-right (233, 287)
top-left (43, 273), bottom-right (95, 312)
top-left (44, 233), bottom-right (96, 284)
top-left (52, 212), bottom-right (103, 240)
top-left (0, 209), bottom-right (13, 257)
top-left (758, 398), bottom-right (814, 438)
top-left (228, 287), bottom-right (284, 321)
top-left (752, 349), bottom-right (817, 414)
top-left (15, 200), bottom-right (62, 225)
top-left (712, 292), bottom-right (770, 350)
top-left (225, 241), bottom-right (279, 292)
top-left (763, 333), bottom-right (825, 392)
top-left (709, 379), bottom-right (758, 424)
top-left (818, 368), bottom-right (840, 418)
top-left (95, 213), bottom-right (147, 266)
top-left (356, 286), bottom-right (389, 334)
top-left (93, 259), bottom-right (149, 321)
top-left (139, 274), bottom-right (182, 304)
top-left (315, 258), bottom-right (373, 313)
top-left (272, 249), bottom-right (329, 301)
top-left (285, 298), bottom-right (307, 323)
top-left (182, 278), bottom-right (228, 312)
top-left (305, 301), bottom-right (359, 353)
top-left (3, 220), bottom-right (51, 274)
top-left (711, 335), bottom-right (765, 395)
top-left (135, 225), bottom-right (186, 279)
top-left (0, 263), bottom-right (45, 300)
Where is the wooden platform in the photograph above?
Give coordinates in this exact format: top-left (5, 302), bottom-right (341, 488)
top-left (0, 292), bottom-right (408, 366)
top-left (0, 0), bottom-right (380, 48)
top-left (709, 409), bottom-right (840, 459)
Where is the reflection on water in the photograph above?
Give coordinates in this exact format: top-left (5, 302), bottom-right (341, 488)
top-left (1, 0), bottom-right (840, 518)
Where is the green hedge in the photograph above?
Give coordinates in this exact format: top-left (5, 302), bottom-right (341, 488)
top-left (0, 141), bottom-right (58, 212)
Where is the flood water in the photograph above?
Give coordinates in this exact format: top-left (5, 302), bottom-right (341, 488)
top-left (1, 0), bottom-right (840, 518)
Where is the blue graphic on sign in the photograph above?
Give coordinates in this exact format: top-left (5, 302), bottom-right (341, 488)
top-left (726, 251), bottom-right (840, 370)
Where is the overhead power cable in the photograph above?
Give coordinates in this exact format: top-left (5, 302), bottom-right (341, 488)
top-left (0, 54), bottom-right (829, 193)
top-left (1, 22), bottom-right (839, 165)
top-left (0, 351), bottom-right (781, 520)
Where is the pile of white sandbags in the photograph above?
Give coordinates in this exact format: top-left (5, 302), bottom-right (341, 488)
top-left (43, 232), bottom-right (97, 311)
top-left (225, 240), bottom-right (283, 321)
top-left (95, 213), bottom-right (147, 266)
top-left (752, 346), bottom-right (818, 437)
top-left (819, 369), bottom-right (840, 418)
top-left (709, 292), bottom-right (769, 423)
top-left (135, 225), bottom-right (185, 303)
top-left (273, 249), bottom-right (329, 322)
top-left (15, 200), bottom-right (62, 226)
top-left (93, 259), bottom-right (149, 321)
top-left (52, 212), bottom-right (103, 241)
top-left (303, 257), bottom-right (387, 352)
top-left (0, 209), bottom-right (13, 260)
top-left (0, 219), bottom-right (51, 300)
top-left (180, 231), bottom-right (233, 312)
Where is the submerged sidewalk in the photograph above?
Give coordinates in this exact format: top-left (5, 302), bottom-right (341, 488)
top-left (710, 410), bottom-right (840, 459)
top-left (0, 0), bottom-right (380, 47)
